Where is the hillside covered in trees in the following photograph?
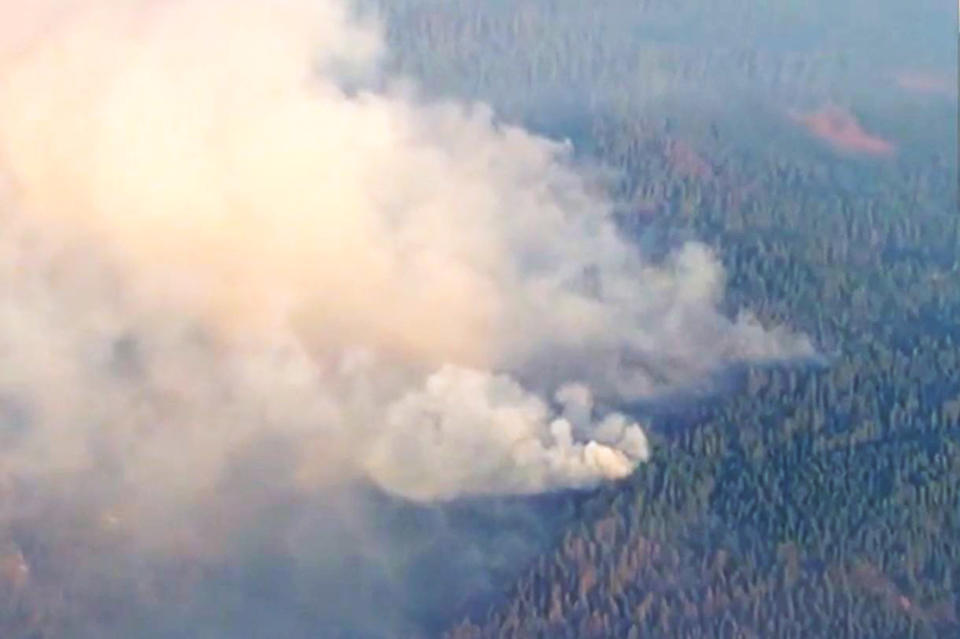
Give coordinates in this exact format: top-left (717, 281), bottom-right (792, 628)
top-left (445, 114), bottom-right (959, 637)
top-left (0, 2), bottom-right (956, 638)
top-left (370, 2), bottom-right (960, 637)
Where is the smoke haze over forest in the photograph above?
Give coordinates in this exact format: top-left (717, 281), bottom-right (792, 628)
top-left (0, 0), bottom-right (953, 637)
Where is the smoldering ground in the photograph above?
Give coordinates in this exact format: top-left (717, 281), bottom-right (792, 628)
top-left (0, 0), bottom-right (814, 636)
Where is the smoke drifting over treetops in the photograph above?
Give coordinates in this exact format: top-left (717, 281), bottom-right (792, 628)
top-left (0, 0), bottom-right (813, 526)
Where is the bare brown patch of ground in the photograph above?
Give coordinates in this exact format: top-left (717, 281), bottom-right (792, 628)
top-left (789, 104), bottom-right (895, 156)
top-left (895, 71), bottom-right (955, 97)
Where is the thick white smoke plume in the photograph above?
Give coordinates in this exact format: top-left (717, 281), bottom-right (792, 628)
top-left (0, 0), bottom-right (813, 511)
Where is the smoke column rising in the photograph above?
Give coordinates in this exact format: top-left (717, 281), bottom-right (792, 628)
top-left (0, 0), bottom-right (814, 500)
top-left (0, 0), bottom-right (814, 634)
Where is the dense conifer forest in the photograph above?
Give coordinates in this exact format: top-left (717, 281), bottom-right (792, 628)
top-left (371, 2), bottom-right (960, 637)
top-left (445, 115), bottom-right (960, 638)
top-left (0, 2), bottom-right (955, 637)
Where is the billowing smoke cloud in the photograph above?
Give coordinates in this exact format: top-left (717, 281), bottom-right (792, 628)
top-left (0, 0), bottom-right (812, 506)
top-left (0, 0), bottom-right (814, 633)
